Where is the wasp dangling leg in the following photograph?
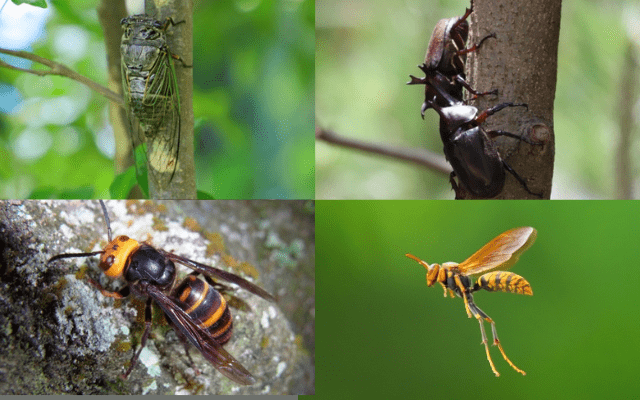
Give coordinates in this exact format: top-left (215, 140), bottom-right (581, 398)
top-left (467, 299), bottom-right (526, 376)
top-left (472, 270), bottom-right (532, 375)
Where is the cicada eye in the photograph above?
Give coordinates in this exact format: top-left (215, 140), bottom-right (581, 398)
top-left (125, 27), bottom-right (132, 37)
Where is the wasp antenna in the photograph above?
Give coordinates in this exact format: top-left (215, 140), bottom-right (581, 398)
top-left (99, 200), bottom-right (112, 242)
top-left (47, 251), bottom-right (105, 266)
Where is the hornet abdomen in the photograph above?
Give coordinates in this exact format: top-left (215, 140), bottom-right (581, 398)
top-left (477, 271), bottom-right (532, 295)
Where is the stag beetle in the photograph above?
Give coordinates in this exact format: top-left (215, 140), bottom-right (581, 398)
top-left (407, 6), bottom-right (496, 118)
top-left (429, 99), bottom-right (543, 199)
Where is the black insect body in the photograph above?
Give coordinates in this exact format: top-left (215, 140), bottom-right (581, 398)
top-left (430, 101), bottom-right (542, 198)
top-left (47, 201), bottom-right (275, 385)
top-left (407, 6), bottom-right (496, 118)
top-left (121, 14), bottom-right (191, 191)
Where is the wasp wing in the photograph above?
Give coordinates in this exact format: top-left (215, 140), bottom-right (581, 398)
top-left (159, 250), bottom-right (276, 302)
top-left (456, 226), bottom-right (537, 276)
top-left (145, 284), bottom-right (256, 385)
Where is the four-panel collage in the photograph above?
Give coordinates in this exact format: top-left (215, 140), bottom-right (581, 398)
top-left (0, 0), bottom-right (639, 396)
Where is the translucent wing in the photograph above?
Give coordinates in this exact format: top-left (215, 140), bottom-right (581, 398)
top-left (456, 227), bottom-right (537, 276)
top-left (141, 51), bottom-right (180, 189)
top-left (121, 16), bottom-right (180, 191)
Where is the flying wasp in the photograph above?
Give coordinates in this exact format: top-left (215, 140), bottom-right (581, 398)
top-left (121, 14), bottom-right (191, 191)
top-left (47, 201), bottom-right (275, 385)
top-left (405, 226), bottom-right (536, 376)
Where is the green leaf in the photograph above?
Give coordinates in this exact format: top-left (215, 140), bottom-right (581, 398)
top-left (196, 190), bottom-right (215, 199)
top-left (134, 144), bottom-right (149, 198)
top-left (11, 0), bottom-right (47, 8)
top-left (59, 186), bottom-right (93, 199)
top-left (110, 167), bottom-right (137, 199)
top-left (29, 185), bottom-right (94, 199)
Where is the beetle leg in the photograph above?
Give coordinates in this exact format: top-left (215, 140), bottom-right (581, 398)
top-left (87, 277), bottom-right (130, 299)
top-left (122, 297), bottom-right (153, 379)
top-left (448, 171), bottom-right (466, 199)
top-left (457, 33), bottom-right (496, 56)
top-left (475, 102), bottom-right (528, 124)
top-left (468, 301), bottom-right (526, 376)
top-left (450, 7), bottom-right (473, 33)
top-left (501, 160), bottom-right (543, 198)
top-left (487, 130), bottom-right (542, 146)
top-left (407, 74), bottom-right (427, 85)
top-left (453, 75), bottom-right (498, 100)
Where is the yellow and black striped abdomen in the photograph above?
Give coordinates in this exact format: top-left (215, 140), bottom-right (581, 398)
top-left (477, 271), bottom-right (532, 295)
top-left (173, 275), bottom-right (234, 344)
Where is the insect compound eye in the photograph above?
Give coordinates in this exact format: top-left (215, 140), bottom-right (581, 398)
top-left (104, 255), bottom-right (115, 268)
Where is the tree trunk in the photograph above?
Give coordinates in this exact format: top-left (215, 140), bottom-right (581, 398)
top-left (147, 0), bottom-right (196, 199)
top-left (467, 0), bottom-right (559, 199)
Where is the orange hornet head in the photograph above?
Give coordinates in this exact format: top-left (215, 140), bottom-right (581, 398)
top-left (405, 254), bottom-right (441, 286)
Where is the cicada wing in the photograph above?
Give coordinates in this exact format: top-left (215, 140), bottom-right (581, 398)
top-left (456, 227), bottom-right (537, 275)
top-left (122, 59), bottom-right (150, 191)
top-left (142, 51), bottom-right (180, 190)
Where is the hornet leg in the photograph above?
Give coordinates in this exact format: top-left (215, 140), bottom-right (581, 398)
top-left (468, 301), bottom-right (526, 376)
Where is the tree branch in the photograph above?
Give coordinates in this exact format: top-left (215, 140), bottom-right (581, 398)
top-left (316, 124), bottom-right (451, 175)
top-left (98, 0), bottom-right (133, 179)
top-left (616, 43), bottom-right (636, 199)
top-left (0, 47), bottom-right (123, 107)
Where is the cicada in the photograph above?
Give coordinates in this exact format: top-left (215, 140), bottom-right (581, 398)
top-left (120, 14), bottom-right (189, 191)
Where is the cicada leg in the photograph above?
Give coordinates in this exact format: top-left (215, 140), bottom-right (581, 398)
top-left (467, 301), bottom-right (526, 376)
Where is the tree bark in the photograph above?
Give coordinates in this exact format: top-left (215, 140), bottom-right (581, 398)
top-left (147, 0), bottom-right (196, 199)
top-left (467, 0), bottom-right (559, 199)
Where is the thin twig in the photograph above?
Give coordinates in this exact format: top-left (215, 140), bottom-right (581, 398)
top-left (315, 125), bottom-right (451, 175)
top-left (0, 47), bottom-right (124, 107)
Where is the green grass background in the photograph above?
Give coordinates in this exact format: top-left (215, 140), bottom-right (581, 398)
top-left (316, 200), bottom-right (640, 397)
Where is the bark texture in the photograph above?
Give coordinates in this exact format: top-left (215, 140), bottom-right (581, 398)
top-left (147, 0), bottom-right (196, 199)
top-left (467, 0), bottom-right (560, 199)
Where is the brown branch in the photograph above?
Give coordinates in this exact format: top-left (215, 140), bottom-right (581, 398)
top-left (98, 0), bottom-right (133, 180)
top-left (316, 125), bottom-right (451, 175)
top-left (0, 47), bottom-right (124, 107)
top-left (616, 43), bottom-right (636, 199)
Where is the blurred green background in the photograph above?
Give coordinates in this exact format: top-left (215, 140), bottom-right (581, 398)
top-left (0, 0), bottom-right (314, 199)
top-left (316, 0), bottom-right (640, 199)
top-left (316, 200), bottom-right (640, 397)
